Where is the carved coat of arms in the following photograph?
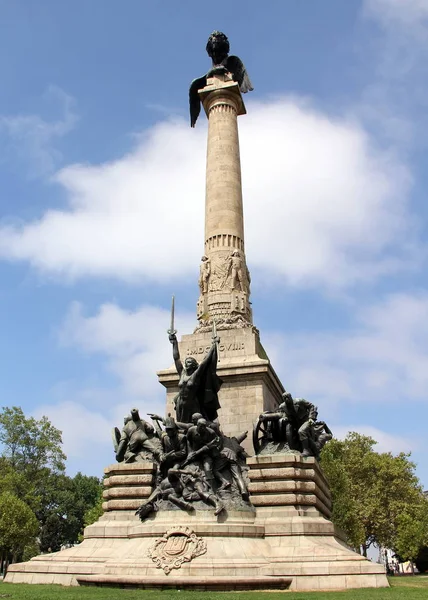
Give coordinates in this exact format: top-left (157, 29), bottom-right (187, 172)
top-left (147, 526), bottom-right (207, 574)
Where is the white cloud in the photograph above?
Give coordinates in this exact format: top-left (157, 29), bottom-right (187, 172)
top-left (365, 0), bottom-right (428, 27)
top-left (263, 291), bottom-right (428, 406)
top-left (362, 0), bottom-right (428, 146)
top-left (60, 301), bottom-right (195, 398)
top-left (33, 399), bottom-right (117, 476)
top-left (334, 425), bottom-right (416, 454)
top-left (34, 302), bottom-right (195, 473)
top-left (0, 97), bottom-right (413, 290)
top-left (0, 86), bottom-right (77, 178)
top-left (34, 400), bottom-right (111, 458)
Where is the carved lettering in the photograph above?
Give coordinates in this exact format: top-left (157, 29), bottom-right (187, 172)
top-left (186, 342), bottom-right (245, 356)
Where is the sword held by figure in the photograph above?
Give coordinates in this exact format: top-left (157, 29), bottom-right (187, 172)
top-left (212, 318), bottom-right (220, 363)
top-left (167, 295), bottom-right (177, 336)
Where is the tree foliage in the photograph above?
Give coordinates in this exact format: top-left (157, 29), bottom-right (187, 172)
top-left (0, 457), bottom-right (39, 512)
top-left (0, 406), bottom-right (66, 482)
top-left (0, 406), bottom-right (103, 560)
top-left (37, 472), bottom-right (103, 552)
top-left (321, 432), bottom-right (425, 556)
top-left (83, 487), bottom-right (104, 530)
top-left (394, 501), bottom-right (428, 563)
top-left (0, 492), bottom-right (39, 560)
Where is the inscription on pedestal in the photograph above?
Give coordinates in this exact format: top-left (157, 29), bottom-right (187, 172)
top-left (186, 342), bottom-right (245, 356)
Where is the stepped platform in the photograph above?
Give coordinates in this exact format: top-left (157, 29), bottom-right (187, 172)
top-left (5, 455), bottom-right (388, 591)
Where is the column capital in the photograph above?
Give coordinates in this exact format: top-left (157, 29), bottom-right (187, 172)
top-left (199, 74), bottom-right (246, 118)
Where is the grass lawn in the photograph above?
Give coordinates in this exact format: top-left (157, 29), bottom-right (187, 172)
top-left (0, 576), bottom-right (427, 600)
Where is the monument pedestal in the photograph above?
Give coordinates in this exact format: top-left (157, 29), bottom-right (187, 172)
top-left (5, 457), bottom-right (388, 591)
top-left (158, 327), bottom-right (283, 455)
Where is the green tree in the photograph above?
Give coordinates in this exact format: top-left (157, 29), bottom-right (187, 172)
top-left (39, 512), bottom-right (63, 553)
top-left (319, 436), bottom-right (365, 549)
top-left (0, 407), bottom-right (102, 556)
top-left (0, 406), bottom-right (66, 481)
top-left (83, 486), bottom-right (104, 533)
top-left (321, 432), bottom-right (424, 556)
top-left (0, 457), bottom-right (39, 512)
top-left (62, 473), bottom-right (102, 545)
top-left (0, 492), bottom-right (39, 566)
top-left (21, 540), bottom-right (40, 562)
top-left (37, 472), bottom-right (103, 552)
top-left (394, 500), bottom-right (428, 569)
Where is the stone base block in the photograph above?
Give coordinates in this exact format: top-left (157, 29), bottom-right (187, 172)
top-left (4, 460), bottom-right (388, 591)
top-left (248, 454), bottom-right (332, 518)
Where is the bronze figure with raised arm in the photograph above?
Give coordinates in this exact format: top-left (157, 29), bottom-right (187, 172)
top-left (168, 330), bottom-right (222, 423)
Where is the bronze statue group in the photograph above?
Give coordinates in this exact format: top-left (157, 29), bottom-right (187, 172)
top-left (112, 331), bottom-right (332, 521)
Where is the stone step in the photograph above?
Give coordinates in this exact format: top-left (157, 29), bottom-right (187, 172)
top-left (103, 486), bottom-right (152, 500)
top-left (76, 574), bottom-right (293, 590)
top-left (248, 479), bottom-right (332, 509)
top-left (104, 474), bottom-right (154, 487)
top-left (102, 499), bottom-right (146, 511)
top-left (104, 462), bottom-right (155, 476)
top-left (251, 493), bottom-right (331, 518)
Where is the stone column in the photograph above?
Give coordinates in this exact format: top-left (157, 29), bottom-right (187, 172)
top-left (159, 72), bottom-right (284, 453)
top-left (196, 73), bottom-right (252, 330)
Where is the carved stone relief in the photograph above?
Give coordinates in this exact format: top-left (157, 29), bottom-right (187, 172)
top-left (207, 251), bottom-right (230, 292)
top-left (147, 526), bottom-right (207, 574)
top-left (208, 249), bottom-right (251, 295)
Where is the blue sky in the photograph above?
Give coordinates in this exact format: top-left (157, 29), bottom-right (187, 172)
top-left (1, 0), bottom-right (428, 486)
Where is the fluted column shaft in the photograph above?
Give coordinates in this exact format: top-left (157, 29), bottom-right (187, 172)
top-left (195, 75), bottom-right (252, 329)
top-left (205, 89), bottom-right (244, 250)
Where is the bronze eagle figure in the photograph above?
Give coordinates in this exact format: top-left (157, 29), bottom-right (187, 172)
top-left (189, 31), bottom-right (254, 128)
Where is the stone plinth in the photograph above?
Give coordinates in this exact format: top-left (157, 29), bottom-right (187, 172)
top-left (248, 454), bottom-right (332, 518)
top-left (158, 327), bottom-right (283, 455)
top-left (102, 463), bottom-right (155, 512)
top-left (5, 458), bottom-right (388, 590)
